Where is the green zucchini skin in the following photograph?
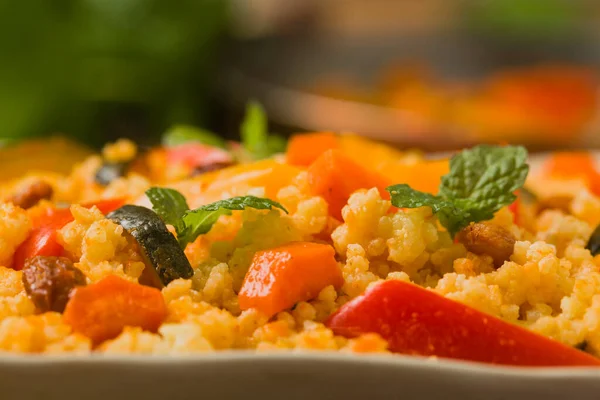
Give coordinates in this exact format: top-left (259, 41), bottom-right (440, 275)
top-left (587, 224), bottom-right (600, 257)
top-left (108, 205), bottom-right (193, 286)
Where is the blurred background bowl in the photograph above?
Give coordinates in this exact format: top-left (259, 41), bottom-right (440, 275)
top-left (2, 0), bottom-right (600, 151)
top-left (219, 0), bottom-right (600, 151)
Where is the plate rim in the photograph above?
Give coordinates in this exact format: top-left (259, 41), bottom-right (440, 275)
top-left (1, 351), bottom-right (600, 378)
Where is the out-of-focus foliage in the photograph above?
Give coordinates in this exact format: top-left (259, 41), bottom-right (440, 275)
top-left (464, 0), bottom-right (580, 41)
top-left (0, 0), bottom-right (227, 147)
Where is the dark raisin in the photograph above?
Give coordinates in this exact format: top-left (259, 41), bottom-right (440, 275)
top-left (8, 180), bottom-right (53, 209)
top-left (22, 256), bottom-right (87, 313)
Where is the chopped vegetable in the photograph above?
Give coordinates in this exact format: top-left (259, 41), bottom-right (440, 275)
top-left (95, 162), bottom-right (129, 186)
top-left (12, 209), bottom-right (73, 271)
top-left (338, 134), bottom-right (409, 171)
top-left (544, 152), bottom-right (597, 179)
top-left (586, 224), bottom-right (600, 256)
top-left (107, 205), bottom-right (193, 287)
top-left (166, 160), bottom-right (301, 209)
top-left (162, 125), bottom-right (226, 149)
top-left (326, 280), bottom-right (600, 367)
top-left (380, 159), bottom-right (449, 195)
top-left (387, 145), bottom-right (529, 237)
top-left (508, 197), bottom-right (520, 225)
top-left (508, 187), bottom-right (537, 223)
top-left (238, 242), bottom-right (343, 317)
top-left (543, 152), bottom-right (600, 196)
top-left (285, 133), bottom-right (446, 195)
top-left (191, 161), bottom-right (234, 176)
top-left (63, 275), bottom-right (168, 345)
top-left (83, 198), bottom-right (128, 216)
top-left (306, 149), bottom-right (392, 220)
top-left (179, 196), bottom-right (287, 248)
top-left (144, 187), bottom-right (189, 234)
top-left (146, 187), bottom-right (288, 249)
top-left (12, 198), bottom-right (125, 270)
top-left (240, 101), bottom-right (287, 160)
top-left (165, 143), bottom-right (233, 171)
top-left (506, 188), bottom-right (537, 226)
top-left (286, 132), bottom-right (338, 166)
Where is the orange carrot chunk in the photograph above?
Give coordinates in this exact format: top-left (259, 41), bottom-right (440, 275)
top-left (286, 132), bottom-right (339, 167)
top-left (306, 149), bottom-right (392, 220)
top-left (381, 159), bottom-right (448, 195)
top-left (545, 151), bottom-right (597, 178)
top-left (238, 242), bottom-right (343, 317)
top-left (63, 275), bottom-right (168, 345)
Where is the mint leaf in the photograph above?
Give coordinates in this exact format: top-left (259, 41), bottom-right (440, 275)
top-left (190, 196), bottom-right (288, 213)
top-left (145, 187), bottom-right (190, 235)
top-left (147, 187), bottom-right (289, 248)
top-left (163, 125), bottom-right (226, 149)
top-left (387, 184), bottom-right (453, 213)
top-left (439, 145), bottom-right (528, 215)
top-left (240, 101), bottom-right (287, 160)
top-left (387, 184), bottom-right (471, 236)
top-left (241, 101), bottom-right (269, 159)
top-left (177, 208), bottom-right (233, 248)
top-left (178, 196), bottom-right (288, 248)
top-left (386, 145), bottom-right (529, 237)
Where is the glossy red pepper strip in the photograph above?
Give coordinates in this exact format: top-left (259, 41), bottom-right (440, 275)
top-left (326, 280), bottom-right (600, 367)
top-left (11, 198), bottom-right (125, 270)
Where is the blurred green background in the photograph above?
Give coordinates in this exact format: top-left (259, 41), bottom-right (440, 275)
top-left (0, 0), bottom-right (227, 148)
top-left (1, 0), bottom-right (598, 150)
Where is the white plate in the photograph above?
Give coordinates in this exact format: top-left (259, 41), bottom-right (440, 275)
top-left (1, 352), bottom-right (600, 400)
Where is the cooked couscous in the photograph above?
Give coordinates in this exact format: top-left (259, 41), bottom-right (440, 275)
top-left (2, 116), bottom-right (600, 367)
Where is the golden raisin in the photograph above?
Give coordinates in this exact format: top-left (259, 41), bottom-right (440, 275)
top-left (456, 222), bottom-right (516, 268)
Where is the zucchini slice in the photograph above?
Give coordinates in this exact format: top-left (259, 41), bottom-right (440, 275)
top-left (108, 205), bottom-right (193, 286)
top-left (95, 161), bottom-right (129, 186)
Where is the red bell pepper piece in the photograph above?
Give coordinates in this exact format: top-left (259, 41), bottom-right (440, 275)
top-left (166, 143), bottom-right (233, 170)
top-left (12, 198), bottom-right (125, 270)
top-left (327, 280), bottom-right (600, 367)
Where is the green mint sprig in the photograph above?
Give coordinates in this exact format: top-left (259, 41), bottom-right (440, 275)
top-left (386, 145), bottom-right (529, 237)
